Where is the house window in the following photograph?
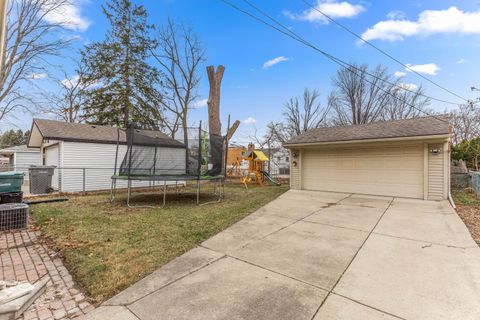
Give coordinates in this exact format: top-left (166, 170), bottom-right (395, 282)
top-left (286, 156), bottom-right (289, 162)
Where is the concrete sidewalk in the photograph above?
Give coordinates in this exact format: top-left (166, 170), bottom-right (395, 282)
top-left (84, 190), bottom-right (480, 320)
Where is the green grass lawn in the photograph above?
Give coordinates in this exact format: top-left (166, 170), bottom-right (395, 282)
top-left (452, 189), bottom-right (480, 206)
top-left (30, 183), bottom-right (287, 303)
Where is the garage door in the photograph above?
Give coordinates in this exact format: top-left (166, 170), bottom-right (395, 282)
top-left (302, 143), bottom-right (424, 198)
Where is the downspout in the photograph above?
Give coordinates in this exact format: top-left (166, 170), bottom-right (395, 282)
top-left (448, 191), bottom-right (456, 210)
top-left (448, 127), bottom-right (456, 209)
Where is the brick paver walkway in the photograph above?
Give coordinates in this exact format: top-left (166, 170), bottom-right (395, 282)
top-left (0, 227), bottom-right (94, 319)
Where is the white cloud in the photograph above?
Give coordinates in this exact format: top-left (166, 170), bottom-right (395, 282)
top-left (27, 73), bottom-right (48, 80)
top-left (386, 10), bottom-right (406, 20)
top-left (284, 0), bottom-right (365, 23)
top-left (243, 117), bottom-right (257, 125)
top-left (262, 56), bottom-right (290, 69)
top-left (44, 2), bottom-right (90, 31)
top-left (361, 6), bottom-right (480, 42)
top-left (457, 58), bottom-right (467, 64)
top-left (61, 75), bottom-right (80, 88)
top-left (394, 71), bottom-right (407, 78)
top-left (405, 63), bottom-right (440, 75)
top-left (192, 98), bottom-right (208, 108)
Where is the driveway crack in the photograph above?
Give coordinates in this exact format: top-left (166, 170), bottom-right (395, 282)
top-left (309, 197), bottom-right (396, 320)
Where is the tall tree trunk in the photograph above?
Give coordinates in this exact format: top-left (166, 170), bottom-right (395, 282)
top-left (206, 65), bottom-right (225, 175)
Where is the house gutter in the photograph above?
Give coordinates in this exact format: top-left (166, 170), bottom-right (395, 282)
top-left (283, 134), bottom-right (451, 148)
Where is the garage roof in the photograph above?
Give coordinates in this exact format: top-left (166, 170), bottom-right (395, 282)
top-left (28, 119), bottom-right (185, 148)
top-left (284, 115), bottom-right (450, 146)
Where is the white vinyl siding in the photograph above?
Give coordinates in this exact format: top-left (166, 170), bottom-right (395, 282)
top-left (60, 142), bottom-right (185, 192)
top-left (13, 152), bottom-right (41, 179)
top-left (301, 143), bottom-right (424, 199)
top-left (44, 144), bottom-right (60, 189)
top-left (427, 143), bottom-right (445, 200)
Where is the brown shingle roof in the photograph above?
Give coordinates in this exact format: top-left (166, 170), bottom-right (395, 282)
top-left (32, 119), bottom-right (184, 148)
top-left (284, 116), bottom-right (450, 146)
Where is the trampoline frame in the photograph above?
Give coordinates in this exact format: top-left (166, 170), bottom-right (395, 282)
top-left (109, 121), bottom-right (229, 208)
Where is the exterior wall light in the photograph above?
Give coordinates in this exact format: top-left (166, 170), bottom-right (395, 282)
top-left (430, 148), bottom-right (441, 154)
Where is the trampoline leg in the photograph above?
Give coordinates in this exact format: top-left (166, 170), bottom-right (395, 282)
top-left (110, 179), bottom-right (116, 203)
top-left (127, 180), bottom-right (132, 208)
top-left (196, 180), bottom-right (200, 205)
top-left (198, 179), bottom-right (224, 206)
top-left (162, 180), bottom-right (167, 207)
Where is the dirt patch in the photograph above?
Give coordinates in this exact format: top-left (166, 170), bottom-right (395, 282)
top-left (456, 204), bottom-right (480, 246)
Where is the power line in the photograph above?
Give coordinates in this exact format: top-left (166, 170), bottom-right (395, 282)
top-left (300, 0), bottom-right (470, 103)
top-left (221, 0), bottom-right (451, 124)
top-left (239, 0), bottom-right (462, 107)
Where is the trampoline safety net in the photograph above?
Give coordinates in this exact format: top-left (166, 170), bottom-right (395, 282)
top-left (118, 126), bottom-right (225, 178)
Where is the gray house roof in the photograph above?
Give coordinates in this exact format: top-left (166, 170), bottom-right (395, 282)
top-left (28, 119), bottom-right (184, 148)
top-left (284, 116), bottom-right (450, 146)
top-left (0, 145), bottom-right (40, 154)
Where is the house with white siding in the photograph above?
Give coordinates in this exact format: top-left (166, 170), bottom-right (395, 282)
top-left (27, 119), bottom-right (185, 193)
top-left (0, 145), bottom-right (42, 180)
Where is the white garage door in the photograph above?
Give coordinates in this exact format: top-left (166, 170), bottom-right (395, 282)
top-left (302, 143), bottom-right (424, 198)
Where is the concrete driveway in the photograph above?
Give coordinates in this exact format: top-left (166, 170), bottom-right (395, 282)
top-left (85, 190), bottom-right (480, 320)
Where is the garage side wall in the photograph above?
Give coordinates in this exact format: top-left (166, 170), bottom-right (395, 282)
top-left (289, 149), bottom-right (301, 189)
top-left (426, 141), bottom-right (449, 200)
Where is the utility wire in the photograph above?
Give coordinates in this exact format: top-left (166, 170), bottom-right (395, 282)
top-left (300, 0), bottom-right (470, 103)
top-left (221, 0), bottom-right (451, 124)
top-left (240, 0), bottom-right (461, 107)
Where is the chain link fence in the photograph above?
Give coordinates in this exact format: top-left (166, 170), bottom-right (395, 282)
top-left (1, 166), bottom-right (176, 195)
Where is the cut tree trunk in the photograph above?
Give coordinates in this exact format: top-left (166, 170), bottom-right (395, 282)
top-left (207, 65), bottom-right (224, 136)
top-left (206, 65), bottom-right (225, 175)
top-left (226, 120), bottom-right (240, 141)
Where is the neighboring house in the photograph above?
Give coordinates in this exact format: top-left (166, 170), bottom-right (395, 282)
top-left (0, 145), bottom-right (42, 179)
top-left (27, 119), bottom-right (185, 193)
top-left (267, 148), bottom-right (290, 175)
top-left (284, 116), bottom-right (451, 200)
top-left (0, 157), bottom-right (8, 170)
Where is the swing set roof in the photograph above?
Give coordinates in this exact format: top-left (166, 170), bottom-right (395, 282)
top-left (247, 150), bottom-right (268, 161)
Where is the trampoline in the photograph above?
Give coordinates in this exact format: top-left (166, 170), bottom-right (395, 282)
top-left (110, 123), bottom-right (227, 207)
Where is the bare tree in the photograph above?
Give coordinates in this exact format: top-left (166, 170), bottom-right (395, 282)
top-left (39, 64), bottom-right (88, 123)
top-left (151, 18), bottom-right (205, 140)
top-left (450, 104), bottom-right (480, 145)
top-left (0, 0), bottom-right (71, 122)
top-left (329, 64), bottom-right (432, 125)
top-left (329, 64), bottom-right (392, 125)
top-left (381, 84), bottom-right (431, 121)
top-left (266, 121), bottom-right (289, 144)
top-left (282, 88), bottom-right (329, 137)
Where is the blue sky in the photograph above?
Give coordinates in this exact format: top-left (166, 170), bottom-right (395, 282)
top-left (5, 0), bottom-right (480, 144)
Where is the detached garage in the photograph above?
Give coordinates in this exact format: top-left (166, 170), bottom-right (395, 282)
top-left (284, 116), bottom-right (451, 200)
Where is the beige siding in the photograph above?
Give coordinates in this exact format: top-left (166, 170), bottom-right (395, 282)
top-left (301, 143), bottom-right (424, 198)
top-left (427, 143), bottom-right (445, 200)
top-left (289, 149), bottom-right (301, 189)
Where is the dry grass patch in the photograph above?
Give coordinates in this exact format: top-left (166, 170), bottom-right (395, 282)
top-left (30, 183), bottom-right (287, 303)
top-left (452, 189), bottom-right (480, 246)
